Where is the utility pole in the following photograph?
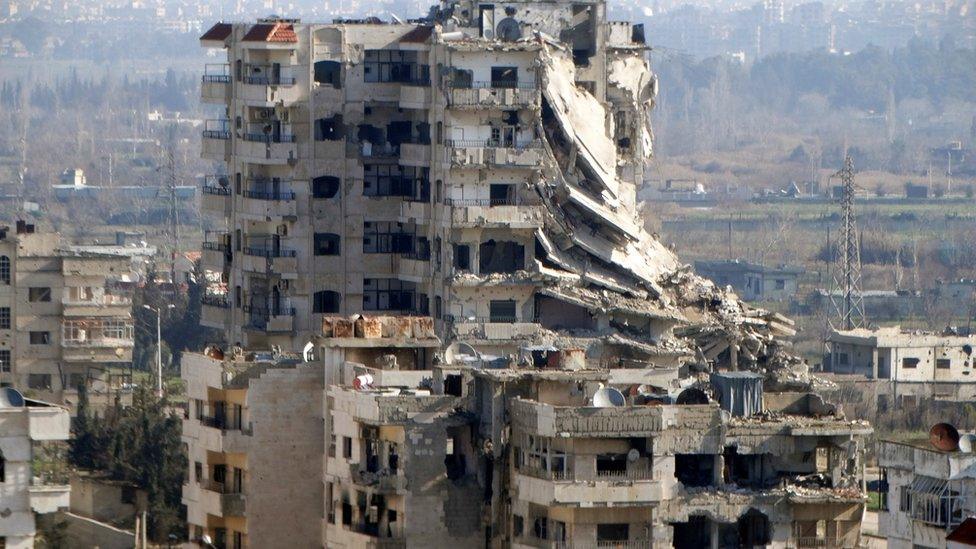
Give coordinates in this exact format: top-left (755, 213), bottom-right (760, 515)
top-left (165, 125), bottom-right (181, 285)
top-left (827, 155), bottom-right (867, 330)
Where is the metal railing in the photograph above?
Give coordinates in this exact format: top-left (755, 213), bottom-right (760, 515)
top-left (242, 246), bottom-right (297, 258)
top-left (243, 305), bottom-right (297, 318)
top-left (202, 185), bottom-right (231, 196)
top-left (201, 295), bottom-right (230, 308)
top-left (447, 80), bottom-right (537, 90)
top-left (444, 197), bottom-right (521, 207)
top-left (203, 120), bottom-right (231, 140)
top-left (202, 241), bottom-right (228, 252)
top-left (242, 132), bottom-right (297, 143)
top-left (203, 64), bottom-right (231, 83)
top-left (243, 189), bottom-right (296, 201)
top-left (445, 138), bottom-right (542, 149)
top-left (518, 466), bottom-right (655, 482)
top-left (442, 315), bottom-right (523, 323)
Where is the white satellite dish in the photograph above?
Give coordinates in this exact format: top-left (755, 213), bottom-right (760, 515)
top-left (627, 448), bottom-right (640, 462)
top-left (593, 387), bottom-right (625, 407)
top-left (0, 387), bottom-right (24, 408)
top-left (303, 341), bottom-right (315, 363)
top-left (960, 434), bottom-right (976, 453)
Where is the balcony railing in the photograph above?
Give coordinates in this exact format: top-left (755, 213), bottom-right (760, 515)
top-left (243, 189), bottom-right (296, 201)
top-left (447, 80), bottom-right (537, 90)
top-left (518, 466), bottom-right (655, 482)
top-left (243, 305), bottom-right (296, 318)
top-left (202, 63), bottom-right (231, 83)
top-left (202, 241), bottom-right (228, 252)
top-left (444, 197), bottom-right (521, 207)
top-left (202, 185), bottom-right (231, 196)
top-left (242, 132), bottom-right (297, 143)
top-left (203, 120), bottom-right (231, 140)
top-left (201, 295), bottom-right (231, 309)
top-left (442, 315), bottom-right (523, 323)
top-left (445, 138), bottom-right (542, 150)
top-left (242, 246), bottom-right (297, 258)
top-left (242, 64), bottom-right (297, 86)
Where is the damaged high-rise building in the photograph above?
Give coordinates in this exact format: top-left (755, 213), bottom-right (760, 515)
top-left (187, 1), bottom-right (873, 547)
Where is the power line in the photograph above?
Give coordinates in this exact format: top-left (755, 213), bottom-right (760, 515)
top-left (827, 154), bottom-right (866, 331)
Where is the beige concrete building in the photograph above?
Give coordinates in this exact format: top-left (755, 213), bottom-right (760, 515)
top-left (878, 436), bottom-right (976, 549)
top-left (826, 327), bottom-right (976, 407)
top-left (0, 389), bottom-right (72, 548)
top-left (186, 0), bottom-right (875, 547)
top-left (0, 222), bottom-right (135, 408)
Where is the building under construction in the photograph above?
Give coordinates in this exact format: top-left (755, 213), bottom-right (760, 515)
top-left (185, 0), bottom-right (873, 546)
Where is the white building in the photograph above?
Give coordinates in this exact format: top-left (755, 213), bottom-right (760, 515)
top-left (0, 389), bottom-right (71, 548)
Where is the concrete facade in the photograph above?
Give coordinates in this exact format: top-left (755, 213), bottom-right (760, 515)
top-left (878, 438), bottom-right (976, 549)
top-left (695, 260), bottom-right (804, 302)
top-left (0, 393), bottom-right (71, 548)
top-left (0, 223), bottom-right (136, 411)
top-left (825, 327), bottom-right (976, 406)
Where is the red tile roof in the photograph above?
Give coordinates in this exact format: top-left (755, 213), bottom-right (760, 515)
top-left (242, 22), bottom-right (298, 43)
top-left (400, 25), bottom-right (434, 44)
top-left (200, 23), bottom-right (232, 42)
top-left (948, 518), bottom-right (976, 545)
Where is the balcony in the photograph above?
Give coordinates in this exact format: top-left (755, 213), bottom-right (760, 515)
top-left (446, 198), bottom-right (544, 228)
top-left (200, 480), bottom-right (246, 518)
top-left (243, 305), bottom-right (295, 333)
top-left (200, 296), bottom-right (230, 330)
top-left (509, 398), bottom-right (723, 439)
top-left (445, 139), bottom-right (544, 169)
top-left (443, 315), bottom-right (541, 341)
top-left (201, 236), bottom-right (231, 269)
top-left (61, 292), bottom-right (132, 316)
top-left (237, 125), bottom-right (298, 164)
top-left (351, 468), bottom-right (408, 494)
top-left (61, 319), bottom-right (134, 362)
top-left (240, 64), bottom-right (303, 105)
top-left (201, 64), bottom-right (231, 104)
top-left (239, 180), bottom-right (298, 219)
top-left (29, 484), bottom-right (71, 514)
top-left (446, 81), bottom-right (540, 109)
top-left (202, 120), bottom-right (231, 160)
top-left (201, 176), bottom-right (232, 216)
top-left (241, 244), bottom-right (298, 276)
top-left (514, 465), bottom-right (662, 506)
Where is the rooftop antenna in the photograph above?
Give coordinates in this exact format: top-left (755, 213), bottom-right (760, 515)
top-left (827, 154), bottom-right (866, 331)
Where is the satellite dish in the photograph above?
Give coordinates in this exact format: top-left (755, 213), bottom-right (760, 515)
top-left (0, 387), bottom-right (24, 408)
top-left (637, 384), bottom-right (654, 396)
top-left (959, 434), bottom-right (976, 453)
top-left (353, 374), bottom-right (374, 390)
top-left (627, 448), bottom-right (640, 462)
top-left (592, 387), bottom-right (625, 407)
top-left (496, 18), bottom-right (522, 42)
top-left (303, 341), bottom-right (315, 362)
top-left (676, 387), bottom-right (709, 405)
top-left (930, 423), bottom-right (961, 452)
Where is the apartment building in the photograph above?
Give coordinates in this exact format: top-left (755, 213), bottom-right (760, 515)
top-left (0, 388), bottom-right (72, 549)
top-left (825, 327), bottom-right (976, 408)
top-left (197, 0), bottom-right (668, 359)
top-left (183, 314), bottom-right (871, 547)
top-left (0, 222), bottom-right (135, 409)
top-left (878, 434), bottom-right (976, 549)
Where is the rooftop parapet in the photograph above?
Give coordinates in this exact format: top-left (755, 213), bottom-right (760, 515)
top-left (319, 315), bottom-right (440, 348)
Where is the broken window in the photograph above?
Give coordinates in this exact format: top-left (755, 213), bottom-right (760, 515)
top-left (674, 454), bottom-right (714, 487)
top-left (312, 176), bottom-right (340, 198)
top-left (363, 278), bottom-right (415, 312)
top-left (533, 517), bottom-right (548, 540)
top-left (28, 373), bottom-right (51, 389)
top-left (596, 454), bottom-right (628, 476)
top-left (489, 300), bottom-right (517, 322)
top-left (29, 331), bottom-right (50, 345)
top-left (313, 60), bottom-right (341, 88)
top-left (479, 240), bottom-right (524, 273)
top-left (315, 115), bottom-right (344, 141)
top-left (314, 233), bottom-right (341, 256)
top-left (738, 509), bottom-right (771, 547)
top-left (0, 256), bottom-right (9, 284)
top-left (489, 183), bottom-right (516, 206)
top-left (313, 291), bottom-right (341, 314)
top-left (597, 524), bottom-right (629, 543)
top-left (453, 244), bottom-right (471, 271)
top-left (363, 222), bottom-right (413, 254)
top-left (343, 437), bottom-right (352, 459)
top-left (363, 165), bottom-right (428, 197)
top-left (490, 66), bottom-right (518, 88)
top-left (513, 515), bottom-right (524, 537)
top-left (902, 357), bottom-right (920, 369)
top-left (28, 287), bottom-right (51, 302)
top-left (937, 358), bottom-right (951, 369)
top-left (363, 49), bottom-right (426, 83)
top-left (444, 374), bottom-right (463, 397)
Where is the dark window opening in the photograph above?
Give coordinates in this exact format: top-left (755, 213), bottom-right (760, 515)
top-left (596, 454), bottom-right (628, 475)
top-left (479, 240), bottom-right (524, 273)
top-left (314, 233), bottom-right (341, 256)
top-left (363, 222), bottom-right (414, 254)
top-left (597, 523), bottom-right (629, 543)
top-left (312, 176), bottom-right (341, 199)
top-left (315, 115), bottom-right (345, 141)
top-left (363, 278), bottom-right (415, 312)
top-left (454, 244), bottom-right (471, 271)
top-left (29, 331), bottom-right (51, 345)
top-left (489, 300), bottom-right (517, 323)
top-left (0, 256), bottom-right (9, 284)
top-left (902, 358), bottom-right (920, 369)
top-left (675, 454), bottom-right (714, 487)
top-left (937, 358), bottom-right (951, 369)
top-left (490, 66), bottom-right (518, 88)
top-left (28, 287), bottom-right (51, 302)
top-left (738, 509), bottom-right (771, 547)
top-left (313, 291), bottom-right (341, 314)
top-left (444, 374), bottom-right (463, 397)
top-left (489, 183), bottom-right (516, 206)
top-left (314, 60), bottom-right (342, 88)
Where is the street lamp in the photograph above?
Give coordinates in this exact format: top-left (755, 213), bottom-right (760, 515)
top-left (143, 304), bottom-right (175, 398)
